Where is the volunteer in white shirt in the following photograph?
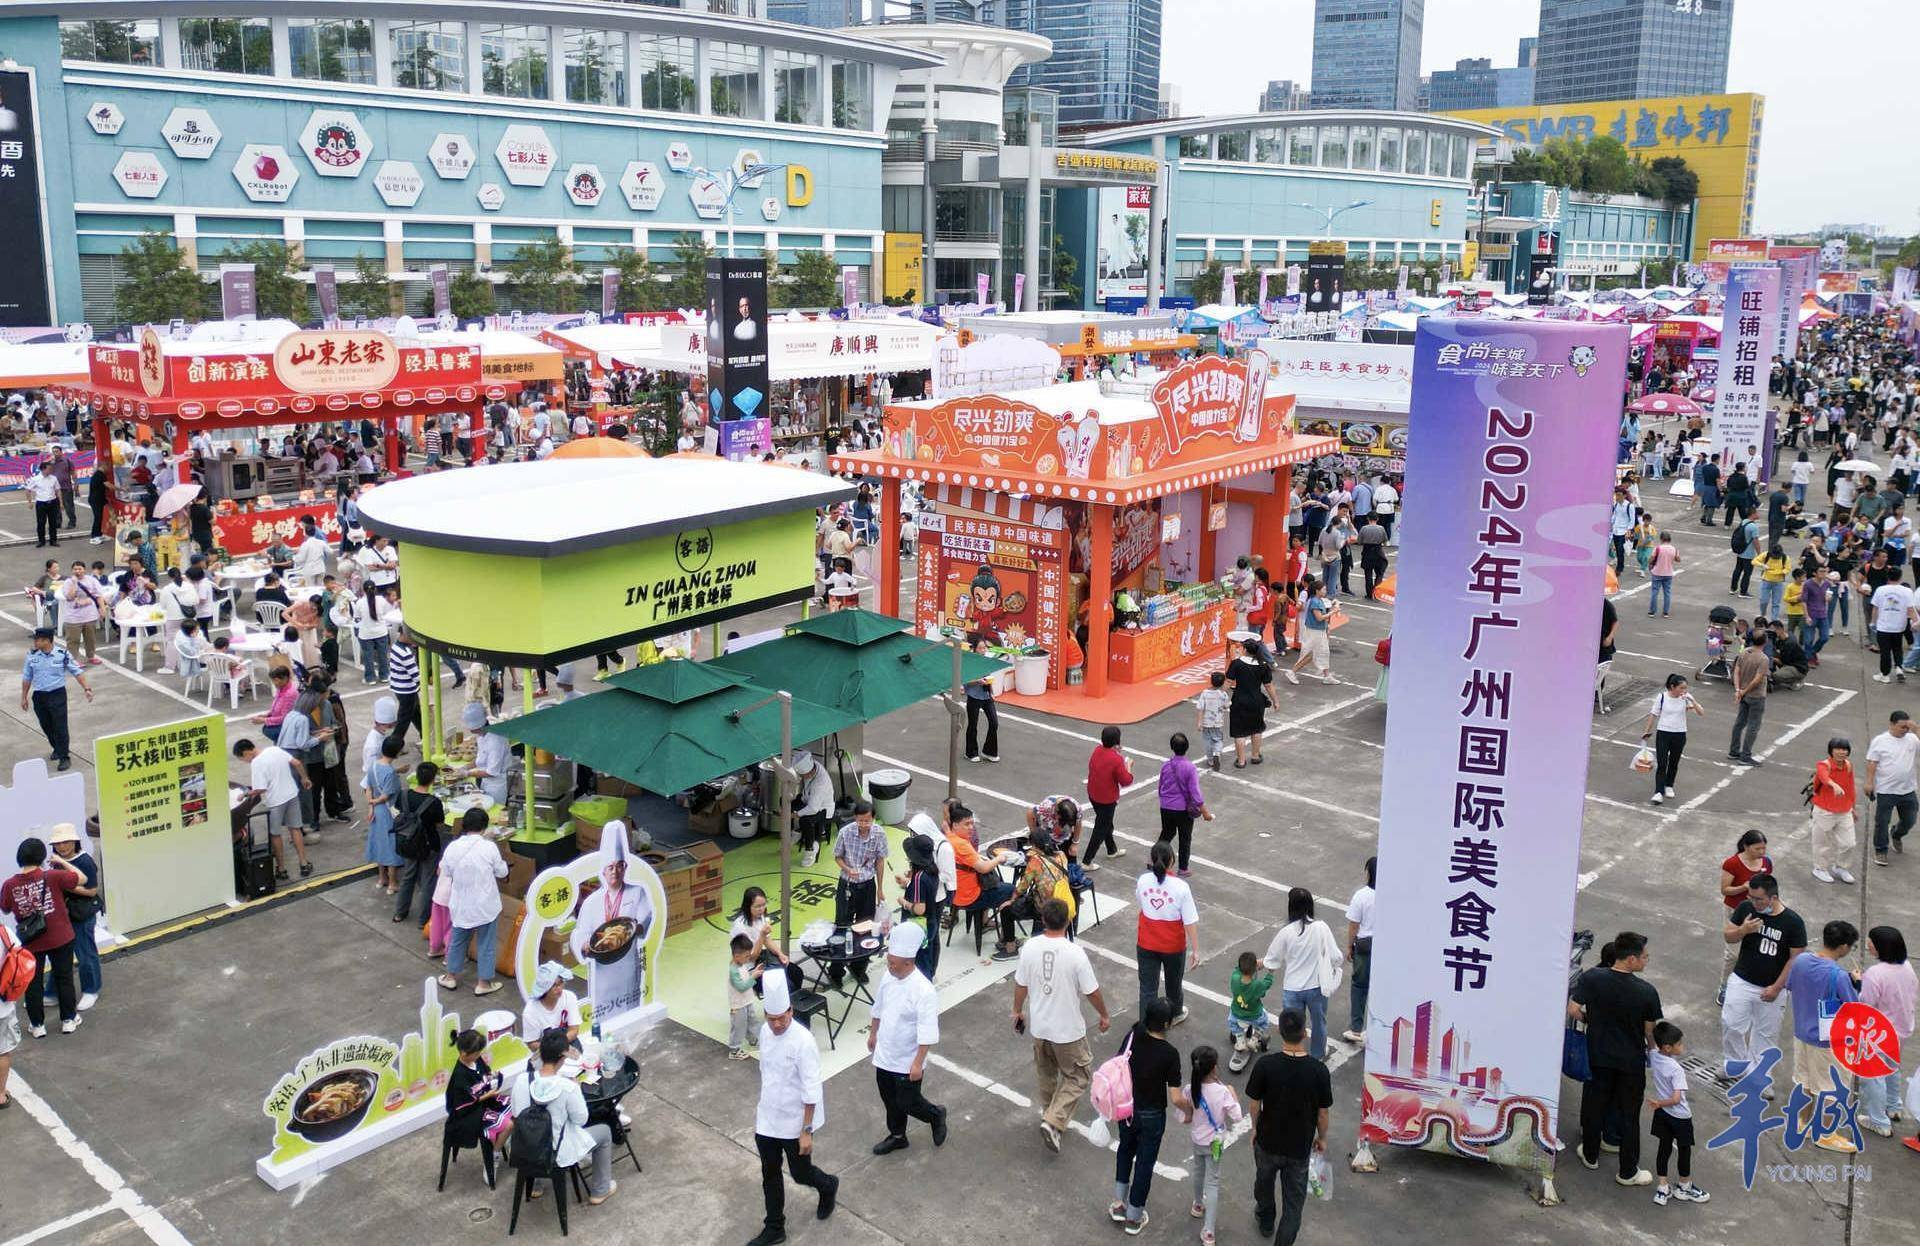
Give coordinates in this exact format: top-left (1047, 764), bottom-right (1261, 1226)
top-left (1865, 709), bottom-right (1920, 862)
top-left (1870, 578), bottom-right (1917, 682)
top-left (1341, 856), bottom-right (1377, 1043)
top-left (238, 735), bottom-right (312, 881)
top-left (27, 463), bottom-right (63, 545)
top-left (1135, 840), bottom-right (1200, 1023)
top-left (438, 807), bottom-right (509, 995)
top-left (1371, 477), bottom-right (1399, 543)
top-left (867, 923), bottom-right (947, 1156)
top-left (752, 971), bottom-right (838, 1240)
top-left (520, 961), bottom-right (584, 1043)
top-left (1013, 896), bottom-right (1110, 1151)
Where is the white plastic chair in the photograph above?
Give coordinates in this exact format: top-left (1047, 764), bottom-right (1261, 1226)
top-left (254, 600), bottom-right (287, 629)
top-left (115, 604), bottom-right (160, 672)
top-left (1594, 660), bottom-right (1613, 714)
top-left (207, 652), bottom-right (256, 709)
top-left (208, 585), bottom-right (238, 636)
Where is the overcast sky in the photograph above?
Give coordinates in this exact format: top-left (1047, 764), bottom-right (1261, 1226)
top-left (1162, 0), bottom-right (1914, 236)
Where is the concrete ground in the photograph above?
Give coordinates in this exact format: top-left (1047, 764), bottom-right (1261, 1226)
top-left (0, 439), bottom-right (1914, 1246)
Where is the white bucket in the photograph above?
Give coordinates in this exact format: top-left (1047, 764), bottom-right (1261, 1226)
top-left (1013, 652), bottom-right (1051, 696)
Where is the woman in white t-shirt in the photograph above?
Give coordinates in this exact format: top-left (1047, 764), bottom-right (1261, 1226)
top-left (1260, 886), bottom-right (1344, 1060)
top-left (520, 961), bottom-right (584, 1044)
top-left (728, 885), bottom-right (801, 997)
top-left (1789, 451), bottom-right (1814, 507)
top-left (1639, 673), bottom-right (1704, 805)
top-left (1341, 857), bottom-right (1376, 1044)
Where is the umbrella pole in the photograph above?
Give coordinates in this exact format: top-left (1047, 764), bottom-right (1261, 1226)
top-left (945, 637), bottom-right (963, 802)
top-left (777, 691), bottom-right (793, 959)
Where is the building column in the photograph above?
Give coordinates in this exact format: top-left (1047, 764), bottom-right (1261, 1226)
top-left (1085, 502), bottom-right (1114, 699)
top-left (1022, 118), bottom-right (1042, 311)
top-left (1147, 134), bottom-right (1166, 313)
top-left (173, 212), bottom-right (199, 270)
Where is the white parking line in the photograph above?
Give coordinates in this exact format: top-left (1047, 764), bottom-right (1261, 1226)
top-left (8, 1077), bottom-right (192, 1246)
top-left (2, 1201), bottom-right (118, 1246)
top-left (925, 1053), bottom-right (1188, 1179)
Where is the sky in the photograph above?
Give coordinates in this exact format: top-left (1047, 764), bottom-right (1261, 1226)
top-left (1162, 0), bottom-right (1916, 236)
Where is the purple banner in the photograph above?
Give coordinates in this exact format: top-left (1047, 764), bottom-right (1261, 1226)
top-left (1013, 272), bottom-right (1026, 310)
top-left (715, 417), bottom-right (772, 460)
top-left (841, 265), bottom-right (860, 308)
top-left (975, 272), bottom-right (989, 306)
top-left (1, 449), bottom-right (97, 492)
top-left (430, 265), bottom-right (451, 317)
top-left (314, 267), bottom-right (339, 322)
top-left (220, 264), bottom-right (256, 320)
top-left (1362, 318), bottom-right (1628, 1173)
top-left (1714, 264), bottom-right (1781, 476)
top-left (601, 269), bottom-right (619, 320)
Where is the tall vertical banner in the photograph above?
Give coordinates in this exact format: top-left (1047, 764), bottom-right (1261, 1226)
top-left (220, 264), bottom-right (258, 320)
top-left (94, 713), bottom-right (230, 933)
top-left (0, 69), bottom-right (54, 327)
top-left (1305, 242), bottom-right (1344, 313)
top-left (430, 264), bottom-right (451, 316)
top-left (1362, 319), bottom-right (1627, 1174)
top-left (1222, 269), bottom-right (1236, 307)
top-left (1527, 232), bottom-right (1557, 306)
top-left (975, 271), bottom-right (990, 306)
top-left (840, 264), bottom-right (860, 308)
top-left (705, 256), bottom-right (770, 426)
top-left (1286, 265), bottom-right (1301, 297)
top-left (600, 268), bottom-right (619, 320)
top-left (314, 266), bottom-right (339, 323)
top-left (1013, 272), bottom-right (1026, 310)
top-left (1713, 264), bottom-right (1781, 476)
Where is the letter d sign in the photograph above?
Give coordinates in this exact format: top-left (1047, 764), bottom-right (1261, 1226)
top-left (786, 165), bottom-right (813, 208)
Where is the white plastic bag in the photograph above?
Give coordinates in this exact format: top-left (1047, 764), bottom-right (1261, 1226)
top-left (1630, 743), bottom-right (1655, 773)
top-left (1308, 1150), bottom-right (1333, 1199)
top-left (1085, 1116), bottom-right (1112, 1149)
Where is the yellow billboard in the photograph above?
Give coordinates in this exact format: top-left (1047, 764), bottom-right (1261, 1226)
top-left (884, 232), bottom-right (923, 301)
top-left (1446, 92), bottom-right (1763, 261)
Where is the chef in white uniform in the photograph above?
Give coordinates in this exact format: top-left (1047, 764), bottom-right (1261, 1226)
top-left (793, 750), bottom-right (836, 869)
top-left (866, 922), bottom-right (947, 1155)
top-left (751, 971), bottom-right (837, 1243)
top-left (569, 820), bottom-right (652, 1026)
top-left (465, 703), bottom-right (513, 808)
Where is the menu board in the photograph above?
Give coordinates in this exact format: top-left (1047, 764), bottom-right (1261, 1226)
top-left (94, 713), bottom-right (229, 933)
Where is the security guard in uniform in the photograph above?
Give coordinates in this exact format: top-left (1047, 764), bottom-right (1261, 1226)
top-left (21, 627), bottom-right (94, 771)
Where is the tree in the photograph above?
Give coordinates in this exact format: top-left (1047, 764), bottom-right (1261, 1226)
top-left (216, 240), bottom-right (308, 322)
top-left (340, 252), bottom-right (396, 318)
top-left (449, 270), bottom-right (495, 321)
top-left (1640, 156), bottom-right (1699, 207)
top-left (1189, 259), bottom-right (1225, 305)
top-left (502, 236), bottom-right (577, 313)
top-left (633, 371), bottom-right (684, 457)
top-left (661, 234), bottom-right (716, 309)
top-left (1051, 232), bottom-right (1080, 306)
top-left (115, 232), bottom-right (207, 325)
top-left (784, 249), bottom-right (839, 309)
top-left (612, 248), bottom-right (657, 314)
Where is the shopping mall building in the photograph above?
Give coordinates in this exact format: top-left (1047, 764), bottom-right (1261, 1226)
top-left (0, 1), bottom-right (939, 327)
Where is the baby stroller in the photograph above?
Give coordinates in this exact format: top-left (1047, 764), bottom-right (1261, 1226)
top-left (1698, 604), bottom-right (1738, 681)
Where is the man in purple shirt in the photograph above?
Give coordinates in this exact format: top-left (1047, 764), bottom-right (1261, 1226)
top-left (1156, 732), bottom-right (1214, 877)
top-left (1785, 919), bottom-right (1858, 1149)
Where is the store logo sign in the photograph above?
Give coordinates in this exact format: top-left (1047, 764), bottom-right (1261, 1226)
top-left (232, 144), bottom-right (299, 203)
top-left (373, 160), bottom-right (425, 208)
top-left (565, 163), bottom-right (604, 207)
top-left (689, 170), bottom-right (727, 220)
top-left (113, 151), bottom-right (168, 200)
top-left (273, 330), bottom-right (401, 394)
top-left (732, 148), bottom-right (767, 188)
top-left (428, 132), bottom-right (476, 180)
top-left (665, 141), bottom-right (693, 172)
top-left (138, 327), bottom-right (166, 398)
top-left (88, 102), bottom-right (124, 136)
top-left (760, 196), bottom-right (782, 223)
top-left (495, 124), bottom-right (556, 187)
top-left (300, 109), bottom-right (372, 177)
top-left (477, 182), bottom-right (506, 211)
top-left (620, 160), bottom-right (663, 211)
top-left (161, 107), bottom-right (221, 159)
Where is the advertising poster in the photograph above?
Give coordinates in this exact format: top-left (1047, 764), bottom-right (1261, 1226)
top-left (94, 714), bottom-right (230, 934)
top-left (1713, 264), bottom-right (1782, 475)
top-left (1305, 241), bottom-right (1345, 315)
top-left (1527, 232), bottom-right (1557, 306)
top-left (916, 512), bottom-right (1067, 677)
top-left (516, 822), bottom-right (668, 1036)
top-left (1363, 319), bottom-right (1627, 1173)
top-left (705, 258), bottom-right (770, 423)
top-left (0, 70), bottom-right (55, 326)
top-left (601, 269), bottom-right (619, 320)
top-left (1095, 184), bottom-right (1152, 306)
top-left (430, 265), bottom-right (451, 317)
top-left (314, 267), bottom-right (339, 323)
top-left (220, 264), bottom-right (258, 320)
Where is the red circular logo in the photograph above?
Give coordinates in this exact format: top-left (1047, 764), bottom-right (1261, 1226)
top-left (457, 387), bottom-right (477, 402)
top-left (485, 385), bottom-right (506, 401)
top-left (256, 397), bottom-right (281, 416)
top-left (1831, 1002), bottom-right (1901, 1078)
top-left (424, 388), bottom-right (447, 404)
top-left (360, 392), bottom-right (383, 409)
top-left (177, 401), bottom-right (204, 419)
top-left (392, 390), bottom-right (415, 407)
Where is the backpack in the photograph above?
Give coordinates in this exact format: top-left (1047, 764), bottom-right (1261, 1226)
top-left (1731, 521), bottom-right (1752, 555)
top-left (507, 1091), bottom-right (560, 1170)
top-left (0, 925), bottom-right (35, 1002)
top-left (1090, 1031), bottom-right (1136, 1123)
top-left (390, 789), bottom-right (428, 860)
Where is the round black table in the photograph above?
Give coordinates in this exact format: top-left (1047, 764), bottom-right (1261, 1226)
top-left (799, 931), bottom-right (883, 1048)
top-left (582, 1055), bottom-right (642, 1176)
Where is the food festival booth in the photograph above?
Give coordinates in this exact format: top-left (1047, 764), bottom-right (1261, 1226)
top-left (56, 323), bottom-right (489, 554)
top-left (830, 353), bottom-right (1337, 707)
top-left (1268, 339), bottom-right (1413, 481)
top-left (956, 310), bottom-right (1199, 381)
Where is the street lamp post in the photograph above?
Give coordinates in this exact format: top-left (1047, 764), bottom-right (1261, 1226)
top-left (1295, 199), bottom-right (1374, 239)
top-left (690, 162), bottom-right (790, 259)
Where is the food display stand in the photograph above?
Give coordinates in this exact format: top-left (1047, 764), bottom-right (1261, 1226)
top-left (1269, 339), bottom-right (1413, 480)
top-left (830, 352), bottom-right (1337, 704)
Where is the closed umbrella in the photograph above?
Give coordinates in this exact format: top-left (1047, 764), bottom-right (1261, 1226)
top-left (1837, 459), bottom-right (1882, 474)
top-left (152, 481), bottom-right (202, 520)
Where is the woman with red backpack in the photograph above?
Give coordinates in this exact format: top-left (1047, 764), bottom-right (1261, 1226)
top-left (0, 836), bottom-right (91, 1038)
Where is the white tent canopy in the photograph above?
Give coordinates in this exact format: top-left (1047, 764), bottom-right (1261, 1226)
top-left (0, 342), bottom-right (89, 387)
top-left (614, 317), bottom-right (939, 381)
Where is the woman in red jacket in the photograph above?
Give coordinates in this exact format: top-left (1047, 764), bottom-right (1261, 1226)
top-left (1083, 726), bottom-right (1134, 871)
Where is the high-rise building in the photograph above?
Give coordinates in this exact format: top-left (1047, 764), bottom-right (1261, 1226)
top-left (1309, 0), bottom-right (1424, 111)
top-left (1427, 39), bottom-right (1536, 111)
top-left (1534, 0), bottom-right (1733, 106)
top-left (1006, 0), bottom-right (1165, 125)
top-left (1258, 79), bottom-right (1310, 112)
top-left (1156, 81), bottom-right (1182, 119)
top-left (1516, 36), bottom-right (1537, 68)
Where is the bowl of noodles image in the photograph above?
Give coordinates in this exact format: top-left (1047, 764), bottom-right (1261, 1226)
top-left (584, 916), bottom-right (642, 965)
top-left (288, 1069), bottom-right (381, 1142)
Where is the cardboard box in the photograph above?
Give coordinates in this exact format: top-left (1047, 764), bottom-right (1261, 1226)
top-left (687, 840), bottom-right (725, 885)
top-left (596, 774), bottom-right (646, 799)
top-left (540, 925), bottom-right (578, 969)
top-left (687, 793), bottom-right (739, 837)
top-left (494, 895), bottom-right (526, 978)
top-left (502, 849), bottom-right (537, 901)
top-left (574, 820), bottom-right (604, 856)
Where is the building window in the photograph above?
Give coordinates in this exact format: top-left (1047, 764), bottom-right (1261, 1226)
top-left (1179, 134), bottom-right (1210, 159)
top-left (563, 30), bottom-right (625, 106)
top-left (1349, 125), bottom-right (1375, 170)
top-left (831, 60), bottom-right (872, 129)
top-left (1450, 134), bottom-right (1470, 179)
top-left (708, 41), bottom-right (761, 119)
top-left (1215, 131), bottom-right (1249, 162)
top-left (772, 50), bottom-right (821, 125)
top-left (1404, 129), bottom-right (1428, 176)
top-left (1287, 126), bottom-right (1316, 166)
top-left (634, 34), bottom-right (696, 112)
top-left (59, 20), bottom-right (159, 65)
top-left (1377, 127), bottom-right (1401, 173)
top-left (391, 21), bottom-right (466, 93)
top-left (1253, 128), bottom-right (1283, 164)
top-left (288, 18), bottom-right (374, 85)
top-left (178, 17), bottom-right (272, 75)
top-left (1318, 125), bottom-right (1347, 169)
top-left (480, 24), bottom-right (550, 100)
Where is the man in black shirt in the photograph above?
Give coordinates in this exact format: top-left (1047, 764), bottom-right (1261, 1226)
top-left (1568, 930), bottom-right (1661, 1184)
top-left (1719, 872), bottom-right (1805, 1079)
top-left (1246, 1010), bottom-right (1331, 1244)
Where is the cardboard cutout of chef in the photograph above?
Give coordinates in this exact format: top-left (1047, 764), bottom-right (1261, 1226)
top-left (517, 819), bottom-right (667, 1036)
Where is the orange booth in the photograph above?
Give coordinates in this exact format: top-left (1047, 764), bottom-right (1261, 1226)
top-left (829, 354), bottom-right (1336, 706)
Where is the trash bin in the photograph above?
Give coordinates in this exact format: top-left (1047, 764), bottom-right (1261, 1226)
top-left (1013, 651), bottom-right (1051, 696)
top-left (867, 768), bottom-right (912, 825)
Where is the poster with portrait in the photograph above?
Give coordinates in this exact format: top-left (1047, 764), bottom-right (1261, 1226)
top-left (1096, 185), bottom-right (1151, 305)
top-left (517, 821), bottom-right (668, 1037)
top-left (704, 257), bottom-right (770, 424)
top-left (1305, 241), bottom-right (1345, 315)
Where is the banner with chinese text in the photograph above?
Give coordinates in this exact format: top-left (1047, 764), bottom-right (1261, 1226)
top-left (915, 510), bottom-right (1067, 682)
top-left (1362, 319), bottom-right (1626, 1173)
top-left (94, 713), bottom-right (229, 933)
top-left (1713, 265), bottom-right (1782, 477)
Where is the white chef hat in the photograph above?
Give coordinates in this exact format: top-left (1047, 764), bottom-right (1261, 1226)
top-left (789, 749), bottom-right (815, 773)
top-left (374, 696), bottom-right (399, 724)
top-left (761, 965), bottom-right (791, 1015)
top-left (461, 702), bottom-right (487, 730)
top-left (887, 922), bottom-right (925, 958)
top-left (534, 962), bottom-right (574, 995)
